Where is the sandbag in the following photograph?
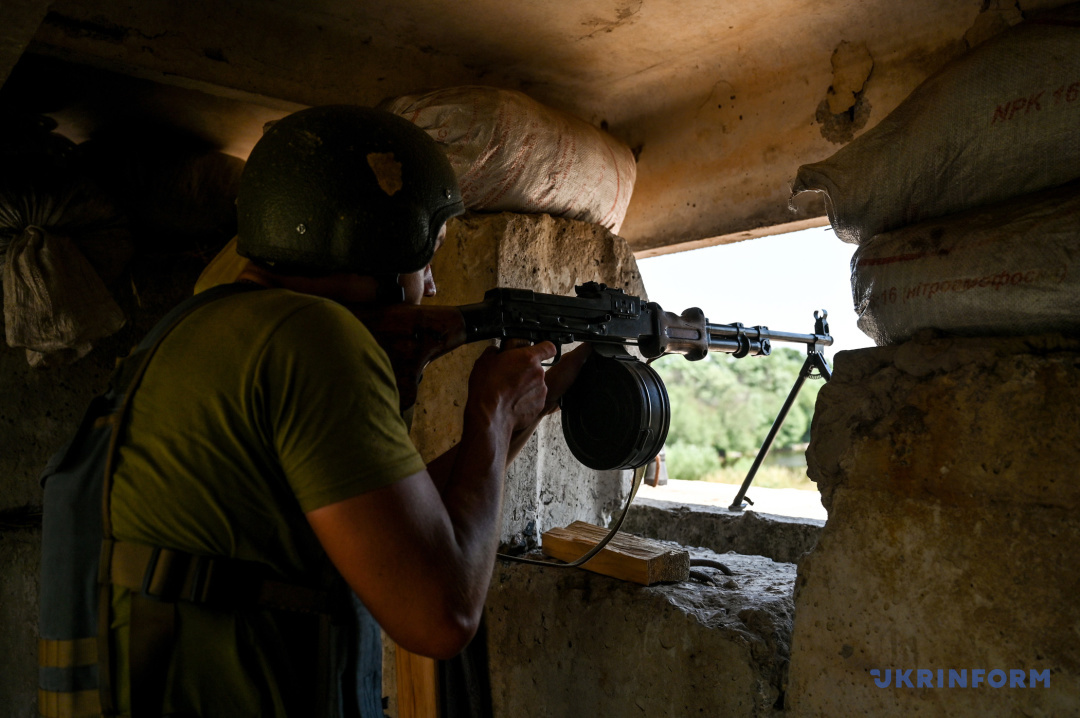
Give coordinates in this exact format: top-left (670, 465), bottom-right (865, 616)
top-left (851, 182), bottom-right (1080, 346)
top-left (382, 86), bottom-right (637, 234)
top-left (3, 227), bottom-right (126, 367)
top-left (0, 116), bottom-right (132, 366)
top-left (792, 3), bottom-right (1080, 245)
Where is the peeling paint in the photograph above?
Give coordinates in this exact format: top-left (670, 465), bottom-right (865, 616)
top-left (292, 129), bottom-right (323, 153)
top-left (964, 0), bottom-right (1023, 49)
top-left (815, 94), bottom-right (871, 145)
top-left (826, 42), bottom-right (873, 115)
top-left (579, 0), bottom-right (644, 39)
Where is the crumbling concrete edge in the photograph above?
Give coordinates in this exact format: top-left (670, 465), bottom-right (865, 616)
top-left (623, 497), bottom-right (824, 566)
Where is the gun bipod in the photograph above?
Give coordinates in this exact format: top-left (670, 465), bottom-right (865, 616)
top-left (728, 311), bottom-right (833, 512)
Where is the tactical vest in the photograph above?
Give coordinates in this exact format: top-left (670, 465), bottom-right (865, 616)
top-left (37, 283), bottom-right (371, 718)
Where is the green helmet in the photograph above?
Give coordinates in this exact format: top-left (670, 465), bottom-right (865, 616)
top-left (236, 105), bottom-right (463, 275)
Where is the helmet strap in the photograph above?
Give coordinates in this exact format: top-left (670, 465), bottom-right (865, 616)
top-left (373, 274), bottom-right (406, 305)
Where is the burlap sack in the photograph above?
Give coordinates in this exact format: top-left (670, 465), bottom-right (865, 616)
top-left (792, 4), bottom-right (1080, 245)
top-left (0, 123), bottom-right (133, 367)
top-left (3, 226), bottom-right (126, 367)
top-left (382, 86), bottom-right (637, 234)
top-left (851, 182), bottom-right (1080, 345)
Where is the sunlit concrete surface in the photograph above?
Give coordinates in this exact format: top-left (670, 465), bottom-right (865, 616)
top-left (639, 478), bottom-right (828, 521)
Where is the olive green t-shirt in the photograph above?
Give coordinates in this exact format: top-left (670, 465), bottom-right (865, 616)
top-left (109, 288), bottom-right (426, 717)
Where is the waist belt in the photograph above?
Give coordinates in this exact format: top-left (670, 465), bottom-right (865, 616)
top-left (101, 539), bottom-right (339, 718)
top-left (104, 539), bottom-right (337, 614)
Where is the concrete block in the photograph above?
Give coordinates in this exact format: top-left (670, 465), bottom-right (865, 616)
top-left (409, 212), bottom-right (647, 547)
top-left (788, 334), bottom-right (1080, 716)
top-left (623, 497), bottom-right (824, 566)
top-left (485, 548), bottom-right (795, 717)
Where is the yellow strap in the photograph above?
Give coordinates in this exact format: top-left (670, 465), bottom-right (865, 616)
top-left (108, 541), bottom-right (165, 592)
top-left (91, 414), bottom-right (118, 430)
top-left (37, 688), bottom-right (101, 718)
top-left (38, 638), bottom-right (98, 669)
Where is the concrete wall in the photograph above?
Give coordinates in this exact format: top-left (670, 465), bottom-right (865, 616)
top-left (624, 498), bottom-right (824, 566)
top-left (486, 549), bottom-right (796, 717)
top-left (0, 531), bottom-right (42, 718)
top-left (788, 334), bottom-right (1080, 716)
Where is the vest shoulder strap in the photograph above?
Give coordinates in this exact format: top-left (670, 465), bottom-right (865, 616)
top-left (107, 283), bottom-right (262, 399)
top-left (100, 282), bottom-right (263, 717)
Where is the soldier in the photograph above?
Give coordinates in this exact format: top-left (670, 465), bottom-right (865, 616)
top-left (94, 105), bottom-right (585, 716)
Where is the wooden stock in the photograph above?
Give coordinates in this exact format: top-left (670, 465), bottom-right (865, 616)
top-left (348, 303), bottom-right (471, 411)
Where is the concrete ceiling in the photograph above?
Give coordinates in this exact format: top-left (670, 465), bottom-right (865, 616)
top-left (1, 0), bottom-right (1067, 255)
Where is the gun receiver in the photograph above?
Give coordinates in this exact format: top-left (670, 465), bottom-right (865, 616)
top-left (457, 281), bottom-right (833, 363)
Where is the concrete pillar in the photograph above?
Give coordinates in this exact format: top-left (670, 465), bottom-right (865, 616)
top-left (787, 333), bottom-right (1080, 716)
top-left (409, 211), bottom-right (647, 547)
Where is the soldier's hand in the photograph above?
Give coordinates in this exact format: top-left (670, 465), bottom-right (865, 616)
top-left (539, 343), bottom-right (592, 416)
top-left (468, 341), bottom-right (556, 431)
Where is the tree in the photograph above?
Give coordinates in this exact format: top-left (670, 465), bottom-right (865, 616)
top-left (652, 348), bottom-right (822, 481)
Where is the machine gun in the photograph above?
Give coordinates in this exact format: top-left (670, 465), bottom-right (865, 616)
top-left (353, 281), bottom-right (832, 497)
top-left (457, 281), bottom-right (831, 363)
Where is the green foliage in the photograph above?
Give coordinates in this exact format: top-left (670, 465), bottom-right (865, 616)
top-left (664, 441), bottom-right (722, 482)
top-left (703, 464), bottom-right (816, 491)
top-left (654, 348), bottom-right (822, 481)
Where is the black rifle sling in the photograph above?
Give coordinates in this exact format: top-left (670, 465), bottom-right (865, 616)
top-left (96, 283), bottom-right (339, 717)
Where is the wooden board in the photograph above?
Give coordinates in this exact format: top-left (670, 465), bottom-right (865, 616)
top-left (395, 645), bottom-right (439, 718)
top-left (540, 521), bottom-right (689, 585)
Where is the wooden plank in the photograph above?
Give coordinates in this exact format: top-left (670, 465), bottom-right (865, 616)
top-left (541, 521), bottom-right (689, 585)
top-left (395, 645), bottom-right (439, 718)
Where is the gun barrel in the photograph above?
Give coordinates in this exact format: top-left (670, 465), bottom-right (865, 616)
top-left (707, 336), bottom-right (770, 357)
top-left (706, 323), bottom-right (832, 357)
top-left (758, 327), bottom-right (833, 347)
